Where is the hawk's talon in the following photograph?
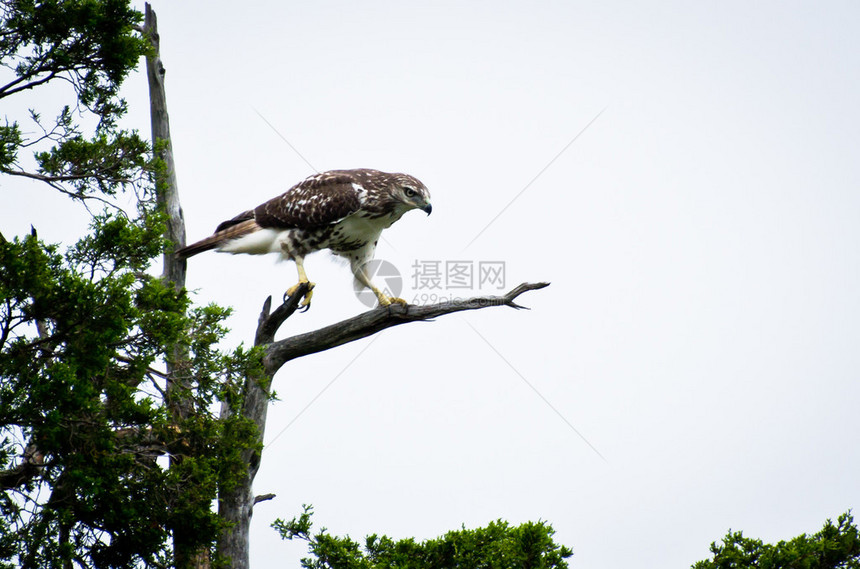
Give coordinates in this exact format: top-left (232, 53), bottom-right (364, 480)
top-left (285, 281), bottom-right (315, 309)
top-left (377, 295), bottom-right (408, 307)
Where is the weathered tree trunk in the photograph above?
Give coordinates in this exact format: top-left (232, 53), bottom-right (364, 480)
top-left (142, 4), bottom-right (204, 569)
top-left (143, 2), bottom-right (186, 291)
top-left (215, 294), bottom-right (299, 569)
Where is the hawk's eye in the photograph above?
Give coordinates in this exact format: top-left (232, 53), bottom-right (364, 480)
top-left (404, 187), bottom-right (417, 198)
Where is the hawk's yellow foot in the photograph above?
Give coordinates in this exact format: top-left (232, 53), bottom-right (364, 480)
top-left (285, 281), bottom-right (315, 309)
top-left (377, 293), bottom-right (408, 307)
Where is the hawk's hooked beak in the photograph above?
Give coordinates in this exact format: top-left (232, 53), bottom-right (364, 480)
top-left (422, 203), bottom-right (432, 215)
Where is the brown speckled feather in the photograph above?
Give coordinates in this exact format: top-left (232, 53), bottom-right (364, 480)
top-left (254, 171), bottom-right (363, 229)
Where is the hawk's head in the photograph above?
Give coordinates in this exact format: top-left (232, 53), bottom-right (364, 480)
top-left (389, 173), bottom-right (432, 216)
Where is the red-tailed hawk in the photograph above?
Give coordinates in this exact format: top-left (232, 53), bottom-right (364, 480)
top-left (176, 168), bottom-right (431, 308)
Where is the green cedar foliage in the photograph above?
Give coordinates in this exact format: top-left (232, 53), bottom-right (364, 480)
top-left (0, 0), bottom-right (151, 194)
top-left (0, 1), bottom-right (259, 567)
top-left (693, 512), bottom-right (860, 569)
top-left (274, 505), bottom-right (574, 569)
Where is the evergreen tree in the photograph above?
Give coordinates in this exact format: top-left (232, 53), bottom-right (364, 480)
top-left (0, 2), bottom-right (255, 566)
top-left (693, 512), bottom-right (860, 569)
top-left (275, 505), bottom-right (574, 569)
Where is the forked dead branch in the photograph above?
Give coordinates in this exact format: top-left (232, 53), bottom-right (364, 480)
top-left (257, 281), bottom-right (551, 373)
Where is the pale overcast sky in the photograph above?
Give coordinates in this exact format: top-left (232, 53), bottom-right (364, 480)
top-left (4, 1), bottom-right (860, 568)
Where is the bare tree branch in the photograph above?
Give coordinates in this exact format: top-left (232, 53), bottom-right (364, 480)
top-left (0, 168), bottom-right (132, 186)
top-left (262, 282), bottom-right (550, 375)
top-left (0, 168), bottom-right (130, 216)
top-left (253, 493), bottom-right (276, 505)
top-left (255, 282), bottom-right (311, 346)
top-left (0, 70), bottom-right (59, 99)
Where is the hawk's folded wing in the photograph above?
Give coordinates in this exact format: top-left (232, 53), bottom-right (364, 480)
top-left (254, 171), bottom-right (364, 230)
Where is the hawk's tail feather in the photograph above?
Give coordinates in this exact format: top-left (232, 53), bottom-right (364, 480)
top-left (175, 219), bottom-right (261, 259)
